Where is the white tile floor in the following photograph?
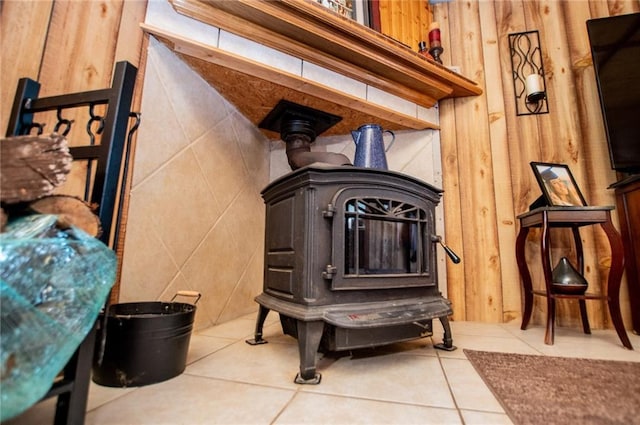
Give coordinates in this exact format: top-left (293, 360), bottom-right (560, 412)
top-left (8, 315), bottom-right (640, 425)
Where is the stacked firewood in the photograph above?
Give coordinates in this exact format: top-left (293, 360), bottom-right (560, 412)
top-left (0, 133), bottom-right (101, 237)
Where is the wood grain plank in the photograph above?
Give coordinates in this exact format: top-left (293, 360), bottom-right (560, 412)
top-left (562, 0), bottom-right (634, 328)
top-left (432, 3), bottom-right (467, 322)
top-left (444, 0), bottom-right (504, 322)
top-left (40, 1), bottom-right (122, 96)
top-left (114, 0), bottom-right (148, 65)
top-left (378, 0), bottom-right (392, 37)
top-left (607, 0), bottom-right (640, 15)
top-left (408, 0), bottom-right (418, 51)
top-left (492, 1), bottom-right (551, 327)
top-left (0, 0), bottom-right (53, 134)
top-left (479, 1), bottom-right (521, 323)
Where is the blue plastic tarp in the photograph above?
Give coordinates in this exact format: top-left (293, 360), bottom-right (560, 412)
top-left (0, 215), bottom-right (116, 421)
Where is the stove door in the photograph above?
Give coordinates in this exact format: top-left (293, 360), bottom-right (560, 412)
top-left (327, 187), bottom-right (437, 290)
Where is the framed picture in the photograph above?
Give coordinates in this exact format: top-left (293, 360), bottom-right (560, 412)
top-left (530, 162), bottom-right (587, 207)
top-left (315, 0), bottom-right (375, 28)
top-left (315, 0), bottom-right (356, 20)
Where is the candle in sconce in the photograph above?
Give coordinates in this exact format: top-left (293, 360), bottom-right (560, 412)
top-left (525, 73), bottom-right (545, 102)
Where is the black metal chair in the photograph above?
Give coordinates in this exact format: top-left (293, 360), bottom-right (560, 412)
top-left (5, 61), bottom-right (138, 425)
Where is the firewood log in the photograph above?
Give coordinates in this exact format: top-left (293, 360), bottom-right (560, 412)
top-left (1, 208), bottom-right (7, 232)
top-left (0, 133), bottom-right (72, 204)
top-left (28, 195), bottom-right (102, 238)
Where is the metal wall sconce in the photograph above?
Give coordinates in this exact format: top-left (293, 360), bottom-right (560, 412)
top-left (509, 30), bottom-right (549, 116)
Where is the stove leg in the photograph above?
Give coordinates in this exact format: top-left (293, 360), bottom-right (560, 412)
top-left (294, 320), bottom-right (324, 384)
top-left (434, 316), bottom-right (457, 351)
top-left (246, 305), bottom-right (270, 345)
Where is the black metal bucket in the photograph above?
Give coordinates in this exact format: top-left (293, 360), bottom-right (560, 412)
top-left (92, 291), bottom-right (200, 387)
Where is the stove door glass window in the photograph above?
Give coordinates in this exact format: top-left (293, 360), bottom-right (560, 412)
top-left (344, 198), bottom-right (427, 276)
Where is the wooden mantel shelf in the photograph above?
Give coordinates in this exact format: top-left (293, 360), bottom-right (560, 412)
top-left (144, 0), bottom-right (482, 138)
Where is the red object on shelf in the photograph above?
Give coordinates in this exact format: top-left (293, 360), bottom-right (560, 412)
top-left (428, 29), bottom-right (441, 44)
top-left (428, 21), bottom-right (441, 48)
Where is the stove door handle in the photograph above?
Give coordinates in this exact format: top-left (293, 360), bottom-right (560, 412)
top-left (431, 235), bottom-right (461, 264)
top-left (322, 264), bottom-right (337, 279)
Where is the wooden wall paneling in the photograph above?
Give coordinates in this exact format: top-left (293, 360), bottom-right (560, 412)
top-left (445, 1), bottom-right (504, 322)
top-left (40, 1), bottom-right (123, 97)
top-left (527, 0), bottom-right (606, 328)
top-left (115, 1), bottom-right (149, 66)
top-left (561, 0), bottom-right (615, 206)
top-left (6, 0), bottom-right (147, 303)
top-left (441, 104), bottom-right (470, 323)
top-left (505, 3), bottom-right (543, 323)
top-left (539, 2), bottom-right (610, 327)
top-left (415, 0), bottom-right (636, 330)
top-left (561, 1), bottom-right (632, 328)
top-left (111, 0), bottom-right (148, 303)
top-left (36, 0), bottom-right (123, 198)
top-left (0, 0), bottom-right (53, 134)
top-left (516, 0), bottom-right (578, 324)
top-left (495, 2), bottom-right (542, 213)
top-left (431, 4), bottom-right (467, 322)
top-left (414, 0), bottom-right (421, 48)
top-left (419, 1), bottom-right (432, 48)
top-left (35, 1), bottom-right (124, 219)
top-left (491, 1), bottom-right (548, 326)
top-left (378, 0), bottom-right (392, 41)
top-left (439, 100), bottom-right (468, 323)
top-left (410, 0), bottom-right (430, 52)
top-left (377, 0), bottom-right (431, 50)
top-left (478, 1), bottom-right (521, 323)
top-left (607, 0), bottom-right (640, 15)
top-left (391, 1), bottom-right (406, 46)
top-left (400, 1), bottom-right (410, 47)
top-left (406, 0), bottom-right (422, 50)
top-left (588, 1), bottom-right (610, 17)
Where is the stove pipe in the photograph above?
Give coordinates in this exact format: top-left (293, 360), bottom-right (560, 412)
top-left (259, 100), bottom-right (351, 171)
top-left (281, 118), bottom-right (351, 170)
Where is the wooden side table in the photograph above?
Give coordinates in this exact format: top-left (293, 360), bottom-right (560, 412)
top-left (515, 206), bottom-right (633, 349)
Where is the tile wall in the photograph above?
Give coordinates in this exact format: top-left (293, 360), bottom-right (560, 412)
top-left (117, 1), bottom-right (445, 331)
top-left (119, 38), bottom-right (270, 330)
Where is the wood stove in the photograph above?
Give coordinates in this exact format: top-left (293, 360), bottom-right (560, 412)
top-left (247, 164), bottom-right (457, 384)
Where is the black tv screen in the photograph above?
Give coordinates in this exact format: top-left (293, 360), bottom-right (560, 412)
top-left (586, 13), bottom-right (640, 175)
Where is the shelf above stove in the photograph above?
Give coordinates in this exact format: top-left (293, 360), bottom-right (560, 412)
top-left (142, 0), bottom-right (482, 138)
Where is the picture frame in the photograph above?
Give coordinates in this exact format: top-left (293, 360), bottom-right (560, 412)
top-left (315, 0), bottom-right (356, 20)
top-left (315, 0), bottom-right (374, 28)
top-left (530, 162), bottom-right (588, 207)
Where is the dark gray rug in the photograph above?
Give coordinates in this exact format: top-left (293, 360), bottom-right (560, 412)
top-left (464, 349), bottom-right (640, 425)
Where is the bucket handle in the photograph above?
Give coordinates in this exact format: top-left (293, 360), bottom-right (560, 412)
top-left (171, 290), bottom-right (201, 305)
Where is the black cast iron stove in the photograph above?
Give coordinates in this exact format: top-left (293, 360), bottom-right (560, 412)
top-left (247, 164), bottom-right (458, 384)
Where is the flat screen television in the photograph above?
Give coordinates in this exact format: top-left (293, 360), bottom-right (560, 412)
top-left (586, 13), bottom-right (640, 175)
